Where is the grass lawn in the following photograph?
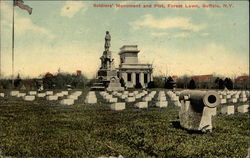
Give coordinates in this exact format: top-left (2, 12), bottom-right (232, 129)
top-left (0, 89), bottom-right (249, 158)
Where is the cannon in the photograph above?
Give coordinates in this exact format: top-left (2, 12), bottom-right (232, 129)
top-left (179, 90), bottom-right (220, 132)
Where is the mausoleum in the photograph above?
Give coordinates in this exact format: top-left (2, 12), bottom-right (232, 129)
top-left (118, 45), bottom-right (153, 88)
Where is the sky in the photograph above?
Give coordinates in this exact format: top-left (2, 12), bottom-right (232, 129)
top-left (0, 0), bottom-right (249, 79)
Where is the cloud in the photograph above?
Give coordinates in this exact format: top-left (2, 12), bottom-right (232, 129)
top-left (131, 14), bottom-right (206, 32)
top-left (1, 2), bottom-right (54, 39)
top-left (140, 43), bottom-right (248, 77)
top-left (151, 32), bottom-right (169, 37)
top-left (173, 32), bottom-right (190, 38)
top-left (60, 1), bottom-right (85, 18)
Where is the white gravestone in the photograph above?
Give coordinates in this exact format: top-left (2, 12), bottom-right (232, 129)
top-left (135, 102), bottom-right (148, 108)
top-left (0, 93), bottom-right (5, 97)
top-left (237, 104), bottom-right (249, 113)
top-left (37, 93), bottom-right (46, 97)
top-left (85, 91), bottom-right (97, 104)
top-left (45, 91), bottom-right (53, 95)
top-left (29, 91), bottom-right (37, 95)
top-left (125, 97), bottom-right (135, 102)
top-left (46, 95), bottom-right (58, 101)
top-left (221, 105), bottom-right (234, 115)
top-left (110, 102), bottom-right (126, 111)
top-left (10, 91), bottom-right (19, 96)
top-left (23, 95), bottom-right (35, 101)
top-left (156, 101), bottom-right (168, 108)
top-left (60, 98), bottom-right (74, 105)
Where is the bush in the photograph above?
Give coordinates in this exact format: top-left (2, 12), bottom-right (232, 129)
top-left (135, 82), bottom-right (142, 89)
top-left (165, 76), bottom-right (176, 89)
top-left (147, 81), bottom-right (155, 88)
top-left (188, 79), bottom-right (196, 89)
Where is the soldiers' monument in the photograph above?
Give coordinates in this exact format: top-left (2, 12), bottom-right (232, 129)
top-left (95, 31), bottom-right (124, 91)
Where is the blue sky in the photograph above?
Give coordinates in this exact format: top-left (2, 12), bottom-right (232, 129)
top-left (1, 0), bottom-right (249, 78)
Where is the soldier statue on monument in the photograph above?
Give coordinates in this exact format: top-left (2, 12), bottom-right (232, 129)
top-left (104, 31), bottom-right (111, 51)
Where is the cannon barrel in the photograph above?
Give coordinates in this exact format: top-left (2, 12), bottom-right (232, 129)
top-left (179, 90), bottom-right (220, 108)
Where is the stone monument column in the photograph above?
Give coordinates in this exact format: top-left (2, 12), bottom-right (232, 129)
top-left (132, 72), bottom-right (136, 85)
top-left (140, 72), bottom-right (144, 86)
top-left (122, 72), bottom-right (127, 82)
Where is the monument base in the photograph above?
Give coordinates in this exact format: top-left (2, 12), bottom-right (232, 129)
top-left (106, 77), bottom-right (124, 91)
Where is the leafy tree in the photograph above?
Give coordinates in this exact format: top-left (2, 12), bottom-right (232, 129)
top-left (14, 73), bottom-right (22, 88)
top-left (224, 78), bottom-right (233, 90)
top-left (153, 76), bottom-right (165, 88)
top-left (188, 79), bottom-right (196, 89)
top-left (147, 81), bottom-right (155, 89)
top-left (165, 76), bottom-right (176, 89)
top-left (218, 79), bottom-right (224, 89)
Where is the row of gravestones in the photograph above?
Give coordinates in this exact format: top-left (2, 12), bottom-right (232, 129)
top-left (84, 90), bottom-right (183, 111)
top-left (218, 90), bottom-right (249, 104)
top-left (0, 90), bottom-right (83, 106)
top-left (218, 90), bottom-right (249, 114)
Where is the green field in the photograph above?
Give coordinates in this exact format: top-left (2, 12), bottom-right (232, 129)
top-left (0, 89), bottom-right (249, 158)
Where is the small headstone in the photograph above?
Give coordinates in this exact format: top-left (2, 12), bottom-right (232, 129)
top-left (46, 95), bottom-right (58, 101)
top-left (74, 91), bottom-right (82, 96)
top-left (29, 91), bottom-right (37, 95)
top-left (237, 104), bottom-right (249, 113)
top-left (221, 105), bottom-right (234, 115)
top-left (142, 96), bottom-right (152, 102)
top-left (85, 91), bottom-right (97, 104)
top-left (156, 101), bottom-right (168, 108)
top-left (61, 91), bottom-right (69, 95)
top-left (45, 91), bottom-right (53, 95)
top-left (135, 102), bottom-right (148, 108)
top-left (128, 93), bottom-right (134, 97)
top-left (0, 93), bottom-right (5, 97)
top-left (220, 99), bottom-right (227, 104)
top-left (108, 97), bottom-right (118, 103)
top-left (10, 91), bottom-right (19, 96)
top-left (37, 93), bottom-right (46, 97)
top-left (60, 98), bottom-right (74, 105)
top-left (23, 95), bottom-right (35, 101)
top-left (68, 95), bottom-right (78, 100)
top-left (135, 94), bottom-right (142, 99)
top-left (56, 93), bottom-right (64, 97)
top-left (239, 97), bottom-right (247, 102)
top-left (125, 97), bottom-right (135, 102)
top-left (17, 93), bottom-right (26, 97)
top-left (229, 98), bottom-right (237, 103)
top-left (120, 95), bottom-right (127, 99)
top-left (110, 102), bottom-right (125, 111)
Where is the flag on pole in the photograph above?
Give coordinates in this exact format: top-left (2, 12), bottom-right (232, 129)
top-left (14, 0), bottom-right (32, 15)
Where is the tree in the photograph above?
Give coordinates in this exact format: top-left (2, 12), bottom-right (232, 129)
top-left (188, 79), bottom-right (196, 89)
top-left (165, 76), bottom-right (176, 89)
top-left (214, 77), bottom-right (220, 89)
top-left (218, 79), bottom-right (224, 89)
top-left (14, 73), bottom-right (22, 88)
top-left (147, 81), bottom-right (155, 88)
top-left (224, 78), bottom-right (233, 90)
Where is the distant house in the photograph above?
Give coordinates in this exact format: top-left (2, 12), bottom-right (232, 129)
top-left (234, 76), bottom-right (250, 89)
top-left (191, 74), bottom-right (215, 89)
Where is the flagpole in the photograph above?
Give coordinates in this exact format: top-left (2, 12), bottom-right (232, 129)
top-left (12, 0), bottom-right (15, 88)
top-left (0, 1), bottom-right (2, 79)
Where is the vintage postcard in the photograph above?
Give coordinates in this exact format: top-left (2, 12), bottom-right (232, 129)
top-left (0, 0), bottom-right (249, 157)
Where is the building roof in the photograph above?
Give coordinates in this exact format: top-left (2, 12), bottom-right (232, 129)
top-left (235, 76), bottom-right (250, 82)
top-left (119, 45), bottom-right (140, 55)
top-left (191, 74), bottom-right (213, 81)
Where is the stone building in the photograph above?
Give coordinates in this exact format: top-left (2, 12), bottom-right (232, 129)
top-left (118, 45), bottom-right (153, 88)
